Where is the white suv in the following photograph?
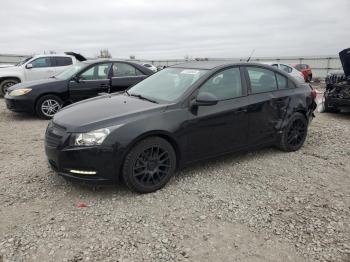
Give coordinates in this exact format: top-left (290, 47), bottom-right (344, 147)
top-left (0, 52), bottom-right (86, 96)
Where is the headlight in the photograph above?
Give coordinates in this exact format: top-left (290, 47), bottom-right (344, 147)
top-left (9, 88), bottom-right (32, 96)
top-left (74, 128), bottom-right (110, 146)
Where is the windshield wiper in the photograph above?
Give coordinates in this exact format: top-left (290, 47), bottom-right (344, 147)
top-left (129, 93), bottom-right (158, 104)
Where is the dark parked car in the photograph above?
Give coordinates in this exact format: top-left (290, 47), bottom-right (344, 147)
top-left (4, 60), bottom-right (153, 119)
top-left (324, 48), bottom-right (350, 112)
top-left (45, 62), bottom-right (317, 193)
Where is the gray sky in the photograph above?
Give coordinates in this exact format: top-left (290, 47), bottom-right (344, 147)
top-left (0, 0), bottom-right (349, 59)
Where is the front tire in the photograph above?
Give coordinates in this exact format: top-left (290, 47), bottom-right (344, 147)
top-left (122, 137), bottom-right (176, 193)
top-left (278, 113), bottom-right (308, 152)
top-left (35, 95), bottom-right (63, 119)
top-left (0, 79), bottom-right (19, 96)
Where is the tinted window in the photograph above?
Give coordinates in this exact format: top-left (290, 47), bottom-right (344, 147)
top-left (247, 67), bottom-right (277, 94)
top-left (30, 57), bottom-right (51, 68)
top-left (198, 67), bottom-right (242, 100)
top-left (276, 73), bottom-right (288, 89)
top-left (113, 63), bottom-right (143, 77)
top-left (55, 57), bottom-right (73, 66)
top-left (280, 64), bottom-right (292, 73)
top-left (80, 63), bottom-right (111, 80)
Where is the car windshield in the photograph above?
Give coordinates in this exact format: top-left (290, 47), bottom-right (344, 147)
top-left (54, 63), bottom-right (87, 80)
top-left (128, 68), bottom-right (207, 102)
top-left (16, 57), bottom-right (33, 66)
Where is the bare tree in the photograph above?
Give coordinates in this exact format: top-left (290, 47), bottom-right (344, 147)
top-left (129, 55), bottom-right (136, 59)
top-left (97, 49), bottom-right (112, 58)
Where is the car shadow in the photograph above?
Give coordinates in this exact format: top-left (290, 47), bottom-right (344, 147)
top-left (1, 110), bottom-right (46, 121)
top-left (63, 146), bottom-right (280, 196)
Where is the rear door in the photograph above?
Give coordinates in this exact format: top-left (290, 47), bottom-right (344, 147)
top-left (52, 56), bottom-right (73, 75)
top-left (110, 62), bottom-right (148, 92)
top-left (69, 62), bottom-right (112, 102)
top-left (244, 66), bottom-right (287, 145)
top-left (25, 57), bottom-right (56, 80)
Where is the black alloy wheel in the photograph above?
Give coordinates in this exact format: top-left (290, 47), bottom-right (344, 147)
top-left (286, 119), bottom-right (306, 148)
top-left (278, 112), bottom-right (308, 152)
top-left (122, 137), bottom-right (176, 193)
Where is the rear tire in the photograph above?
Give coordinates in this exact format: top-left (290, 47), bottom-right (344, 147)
top-left (35, 95), bottom-right (63, 119)
top-left (0, 79), bottom-right (19, 96)
top-left (122, 137), bottom-right (176, 193)
top-left (278, 113), bottom-right (308, 152)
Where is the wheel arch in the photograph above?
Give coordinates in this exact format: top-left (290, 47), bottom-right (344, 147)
top-left (118, 130), bottom-right (182, 178)
top-left (0, 76), bottom-right (22, 83)
top-left (34, 92), bottom-right (66, 111)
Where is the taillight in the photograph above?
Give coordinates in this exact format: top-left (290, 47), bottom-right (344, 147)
top-left (311, 89), bottom-right (317, 99)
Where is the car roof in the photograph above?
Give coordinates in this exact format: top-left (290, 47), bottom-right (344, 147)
top-left (81, 59), bottom-right (141, 64)
top-left (34, 54), bottom-right (74, 58)
top-left (170, 61), bottom-right (278, 70)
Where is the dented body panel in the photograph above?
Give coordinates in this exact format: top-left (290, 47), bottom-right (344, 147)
top-left (325, 48), bottom-right (350, 111)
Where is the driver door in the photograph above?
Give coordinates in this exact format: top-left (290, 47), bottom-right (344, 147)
top-left (24, 57), bottom-right (56, 81)
top-left (183, 67), bottom-right (250, 162)
top-left (69, 63), bottom-right (112, 102)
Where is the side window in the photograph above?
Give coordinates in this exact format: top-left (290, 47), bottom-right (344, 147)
top-left (280, 64), bottom-right (292, 73)
top-left (30, 57), bottom-right (51, 68)
top-left (55, 57), bottom-right (73, 67)
top-left (247, 67), bottom-right (277, 94)
top-left (276, 73), bottom-right (288, 89)
top-left (198, 67), bottom-right (242, 100)
top-left (113, 63), bottom-right (143, 77)
top-left (80, 63), bottom-right (111, 80)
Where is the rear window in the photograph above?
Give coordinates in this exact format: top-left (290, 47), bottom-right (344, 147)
top-left (55, 57), bottom-right (73, 67)
top-left (247, 67), bottom-right (277, 94)
top-left (276, 73), bottom-right (288, 89)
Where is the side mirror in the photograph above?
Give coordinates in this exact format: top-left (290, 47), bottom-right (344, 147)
top-left (72, 75), bottom-right (80, 82)
top-left (26, 63), bottom-right (33, 69)
top-left (191, 92), bottom-right (218, 107)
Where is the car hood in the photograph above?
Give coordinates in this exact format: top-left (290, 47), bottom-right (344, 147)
top-left (53, 94), bottom-right (168, 132)
top-left (7, 78), bottom-right (66, 92)
top-left (0, 65), bottom-right (21, 76)
top-left (0, 64), bottom-right (15, 68)
top-left (339, 48), bottom-right (350, 78)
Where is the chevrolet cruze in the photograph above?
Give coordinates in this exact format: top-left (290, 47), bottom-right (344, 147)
top-left (45, 62), bottom-right (317, 193)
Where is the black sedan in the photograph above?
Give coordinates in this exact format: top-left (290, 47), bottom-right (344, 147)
top-left (4, 60), bottom-right (153, 119)
top-left (45, 62), bottom-right (317, 193)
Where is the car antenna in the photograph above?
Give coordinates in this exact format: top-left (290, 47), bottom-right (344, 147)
top-left (246, 49), bottom-right (256, 62)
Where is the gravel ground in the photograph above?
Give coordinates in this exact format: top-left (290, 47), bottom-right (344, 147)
top-left (0, 87), bottom-right (349, 262)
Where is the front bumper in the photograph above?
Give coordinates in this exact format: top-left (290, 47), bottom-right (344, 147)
top-left (45, 126), bottom-right (119, 184)
top-left (326, 97), bottom-right (350, 108)
top-left (4, 93), bottom-right (35, 113)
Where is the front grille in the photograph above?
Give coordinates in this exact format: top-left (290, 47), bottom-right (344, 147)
top-left (45, 122), bottom-right (67, 147)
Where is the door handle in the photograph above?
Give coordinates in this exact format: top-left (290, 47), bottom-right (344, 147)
top-left (234, 108), bottom-right (248, 114)
top-left (100, 83), bottom-right (108, 87)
